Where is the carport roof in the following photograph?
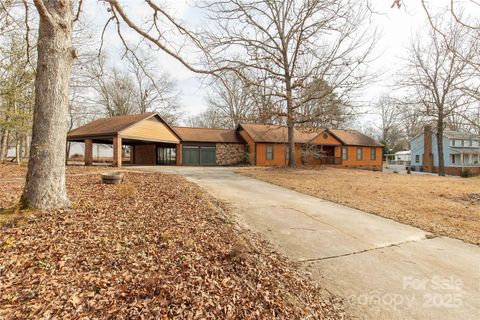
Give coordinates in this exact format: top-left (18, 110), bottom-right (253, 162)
top-left (173, 127), bottom-right (243, 143)
top-left (67, 113), bottom-right (178, 139)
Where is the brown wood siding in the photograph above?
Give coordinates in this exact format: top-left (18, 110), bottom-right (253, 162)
top-left (121, 119), bottom-right (180, 143)
top-left (255, 143), bottom-right (302, 166)
top-left (342, 146), bottom-right (383, 170)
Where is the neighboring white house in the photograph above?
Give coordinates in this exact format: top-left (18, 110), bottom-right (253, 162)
top-left (394, 150), bottom-right (411, 163)
top-left (384, 150), bottom-right (410, 165)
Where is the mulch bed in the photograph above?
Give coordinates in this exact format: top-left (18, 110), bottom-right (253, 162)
top-left (0, 172), bottom-right (344, 319)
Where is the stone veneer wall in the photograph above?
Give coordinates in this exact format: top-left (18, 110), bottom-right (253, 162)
top-left (216, 143), bottom-right (245, 166)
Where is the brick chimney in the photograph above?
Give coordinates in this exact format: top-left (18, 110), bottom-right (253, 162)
top-left (423, 125), bottom-right (433, 172)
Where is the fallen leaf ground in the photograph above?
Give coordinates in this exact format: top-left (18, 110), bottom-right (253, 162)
top-left (237, 167), bottom-right (480, 245)
top-left (0, 163), bottom-right (111, 179)
top-left (0, 166), bottom-right (344, 319)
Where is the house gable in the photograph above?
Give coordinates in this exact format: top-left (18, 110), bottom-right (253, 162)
top-left (309, 130), bottom-right (342, 145)
top-left (120, 115), bottom-right (180, 143)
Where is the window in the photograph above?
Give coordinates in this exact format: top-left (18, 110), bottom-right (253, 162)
top-left (451, 154), bottom-right (461, 165)
top-left (473, 154), bottom-right (479, 164)
top-left (356, 147), bottom-right (363, 160)
top-left (370, 147), bottom-right (376, 160)
top-left (342, 146), bottom-right (348, 160)
top-left (461, 140), bottom-right (465, 147)
top-left (415, 155), bottom-right (420, 163)
top-left (266, 144), bottom-right (274, 160)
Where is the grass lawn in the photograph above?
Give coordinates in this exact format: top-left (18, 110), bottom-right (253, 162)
top-left (0, 165), bottom-right (343, 319)
top-left (237, 167), bottom-right (480, 245)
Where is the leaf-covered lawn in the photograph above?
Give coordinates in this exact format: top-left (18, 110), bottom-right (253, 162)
top-left (0, 163), bottom-right (111, 180)
top-left (237, 167), bottom-right (480, 245)
top-left (0, 171), bottom-right (343, 319)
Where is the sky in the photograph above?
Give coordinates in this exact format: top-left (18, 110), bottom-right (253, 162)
top-left (80, 0), bottom-right (478, 127)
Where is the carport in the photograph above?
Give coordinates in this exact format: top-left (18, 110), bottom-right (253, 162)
top-left (67, 113), bottom-right (181, 167)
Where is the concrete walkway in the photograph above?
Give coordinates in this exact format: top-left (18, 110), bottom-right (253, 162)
top-left (134, 166), bottom-right (480, 320)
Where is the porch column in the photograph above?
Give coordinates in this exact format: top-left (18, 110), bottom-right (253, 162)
top-left (131, 145), bottom-right (135, 165)
top-left (334, 146), bottom-right (342, 164)
top-left (176, 143), bottom-right (182, 166)
top-left (85, 139), bottom-right (93, 166)
top-left (113, 136), bottom-right (122, 167)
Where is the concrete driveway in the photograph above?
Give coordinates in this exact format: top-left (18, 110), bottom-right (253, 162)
top-left (133, 166), bottom-right (480, 320)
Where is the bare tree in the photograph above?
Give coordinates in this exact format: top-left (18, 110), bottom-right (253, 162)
top-left (398, 103), bottom-right (427, 141)
top-left (125, 51), bottom-right (180, 117)
top-left (66, 20), bottom-right (100, 162)
top-left (3, 0), bottom-right (230, 209)
top-left (186, 108), bottom-right (225, 129)
top-left (296, 79), bottom-right (351, 129)
top-left (0, 3), bottom-right (35, 163)
top-left (394, 1), bottom-right (480, 139)
top-left (87, 52), bottom-right (182, 120)
top-left (204, 72), bottom-right (255, 129)
top-left (372, 96), bottom-right (403, 151)
top-left (19, 0), bottom-right (79, 208)
top-left (203, 0), bottom-right (376, 166)
top-left (401, 17), bottom-right (477, 176)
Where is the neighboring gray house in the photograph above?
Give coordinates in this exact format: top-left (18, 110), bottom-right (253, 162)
top-left (410, 126), bottom-right (480, 175)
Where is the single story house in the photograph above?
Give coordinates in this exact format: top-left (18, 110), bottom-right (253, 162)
top-left (67, 112), bottom-right (383, 170)
top-left (238, 123), bottom-right (383, 170)
top-left (410, 125), bottom-right (480, 176)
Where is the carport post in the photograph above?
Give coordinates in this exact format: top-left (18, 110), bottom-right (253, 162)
top-left (85, 139), bottom-right (93, 166)
top-left (113, 136), bottom-right (122, 167)
top-left (131, 145), bottom-right (135, 165)
top-left (176, 143), bottom-right (182, 166)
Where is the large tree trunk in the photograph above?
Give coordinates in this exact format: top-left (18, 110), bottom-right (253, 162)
top-left (22, 1), bottom-right (76, 209)
top-left (436, 118), bottom-right (445, 177)
top-left (287, 119), bottom-right (295, 167)
top-left (286, 78), bottom-right (295, 167)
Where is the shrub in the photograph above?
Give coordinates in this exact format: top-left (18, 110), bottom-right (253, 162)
top-left (461, 169), bottom-right (476, 178)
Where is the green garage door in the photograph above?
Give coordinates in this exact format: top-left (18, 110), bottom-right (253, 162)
top-left (183, 145), bottom-right (216, 165)
top-left (183, 146), bottom-right (199, 165)
top-left (200, 147), bottom-right (216, 165)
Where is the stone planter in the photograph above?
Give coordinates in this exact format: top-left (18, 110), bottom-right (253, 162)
top-left (101, 172), bottom-right (124, 184)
